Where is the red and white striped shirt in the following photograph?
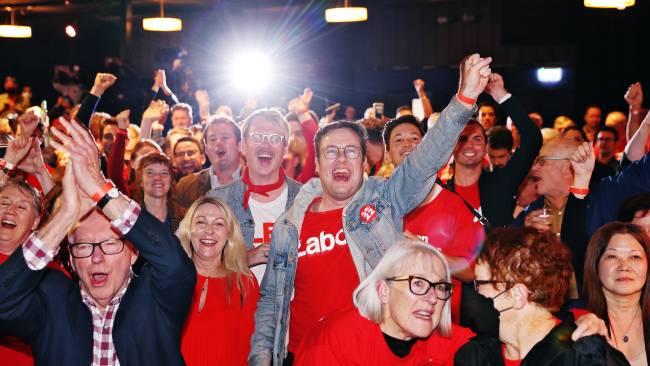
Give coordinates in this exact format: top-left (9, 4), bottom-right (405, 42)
top-left (22, 198), bottom-right (141, 366)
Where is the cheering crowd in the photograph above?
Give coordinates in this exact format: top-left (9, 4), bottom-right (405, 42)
top-left (0, 53), bottom-right (648, 366)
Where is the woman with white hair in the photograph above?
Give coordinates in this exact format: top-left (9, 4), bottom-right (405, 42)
top-left (294, 240), bottom-right (475, 365)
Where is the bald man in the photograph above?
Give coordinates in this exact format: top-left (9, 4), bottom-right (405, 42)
top-left (513, 137), bottom-right (595, 291)
top-left (604, 111), bottom-right (627, 153)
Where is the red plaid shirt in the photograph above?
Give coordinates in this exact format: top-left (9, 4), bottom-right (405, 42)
top-left (81, 279), bottom-right (130, 366)
top-left (22, 198), bottom-right (142, 366)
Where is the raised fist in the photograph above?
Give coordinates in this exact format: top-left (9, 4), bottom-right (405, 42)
top-left (485, 73), bottom-right (508, 102)
top-left (458, 54), bottom-right (492, 101)
top-left (624, 82), bottom-right (643, 110)
top-left (91, 73), bottom-right (117, 97)
top-left (413, 79), bottom-right (425, 95)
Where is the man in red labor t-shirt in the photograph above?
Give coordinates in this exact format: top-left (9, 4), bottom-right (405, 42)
top-left (250, 54), bottom-right (494, 366)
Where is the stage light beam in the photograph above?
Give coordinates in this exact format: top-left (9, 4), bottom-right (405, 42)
top-left (228, 52), bottom-right (273, 93)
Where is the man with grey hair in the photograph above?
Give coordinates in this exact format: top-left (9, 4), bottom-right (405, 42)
top-left (514, 137), bottom-right (595, 292)
top-left (207, 107), bottom-right (302, 282)
top-left (175, 115), bottom-right (243, 208)
top-left (0, 118), bottom-right (195, 365)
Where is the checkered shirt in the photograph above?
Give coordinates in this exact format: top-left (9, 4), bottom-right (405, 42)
top-left (21, 198), bottom-right (142, 365)
top-left (81, 280), bottom-right (130, 366)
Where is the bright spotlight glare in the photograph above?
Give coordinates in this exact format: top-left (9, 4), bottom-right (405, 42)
top-left (537, 67), bottom-right (563, 84)
top-left (229, 52), bottom-right (273, 92)
top-left (65, 25), bottom-right (77, 38)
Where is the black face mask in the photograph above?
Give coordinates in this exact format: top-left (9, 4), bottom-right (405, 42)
top-left (460, 283), bottom-right (501, 338)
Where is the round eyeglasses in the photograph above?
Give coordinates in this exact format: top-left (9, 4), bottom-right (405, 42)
top-left (322, 145), bottom-right (361, 160)
top-left (248, 132), bottom-right (285, 146)
top-left (387, 275), bottom-right (453, 300)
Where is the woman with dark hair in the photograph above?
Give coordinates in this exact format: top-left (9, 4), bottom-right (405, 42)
top-left (134, 152), bottom-right (185, 233)
top-left (583, 222), bottom-right (649, 366)
top-left (456, 227), bottom-right (629, 365)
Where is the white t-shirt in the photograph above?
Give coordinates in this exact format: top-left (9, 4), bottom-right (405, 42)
top-left (248, 185), bottom-right (288, 282)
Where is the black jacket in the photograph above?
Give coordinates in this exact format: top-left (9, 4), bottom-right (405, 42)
top-left (454, 320), bottom-right (630, 366)
top-left (450, 95), bottom-right (543, 229)
top-left (0, 210), bottom-right (196, 366)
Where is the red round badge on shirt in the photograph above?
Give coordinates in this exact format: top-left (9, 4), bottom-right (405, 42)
top-left (360, 204), bottom-right (377, 223)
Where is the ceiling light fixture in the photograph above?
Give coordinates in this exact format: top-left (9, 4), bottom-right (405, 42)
top-left (143, 0), bottom-right (182, 32)
top-left (0, 8), bottom-right (32, 38)
top-left (65, 24), bottom-right (77, 38)
top-left (326, 0), bottom-right (368, 23)
top-left (584, 0), bottom-right (635, 9)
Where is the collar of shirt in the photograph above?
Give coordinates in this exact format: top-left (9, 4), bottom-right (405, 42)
top-left (209, 165), bottom-right (241, 189)
top-left (80, 276), bottom-right (132, 311)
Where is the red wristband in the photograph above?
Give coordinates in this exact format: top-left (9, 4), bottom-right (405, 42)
top-left (0, 159), bottom-right (15, 171)
top-left (92, 181), bottom-right (116, 202)
top-left (456, 92), bottom-right (477, 105)
top-left (569, 186), bottom-right (589, 196)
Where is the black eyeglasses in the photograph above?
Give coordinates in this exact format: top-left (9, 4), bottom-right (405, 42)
top-left (386, 275), bottom-right (453, 300)
top-left (473, 279), bottom-right (513, 300)
top-left (69, 239), bottom-right (125, 258)
top-left (322, 145), bottom-right (361, 160)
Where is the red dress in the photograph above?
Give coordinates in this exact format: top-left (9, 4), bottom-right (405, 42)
top-left (181, 273), bottom-right (260, 366)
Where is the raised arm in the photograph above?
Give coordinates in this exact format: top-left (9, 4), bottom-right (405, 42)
top-left (385, 54), bottom-right (491, 217)
top-left (624, 102), bottom-right (650, 162)
top-left (0, 145), bottom-right (94, 341)
top-left (587, 151), bottom-right (650, 236)
top-left (76, 73), bottom-right (117, 127)
top-left (290, 88), bottom-right (318, 183)
top-left (486, 73), bottom-right (542, 176)
top-left (50, 117), bottom-right (195, 315)
top-left (414, 79), bottom-right (433, 119)
top-left (624, 82), bottom-right (643, 141)
top-left (195, 89), bottom-right (211, 123)
top-left (107, 110), bottom-right (130, 195)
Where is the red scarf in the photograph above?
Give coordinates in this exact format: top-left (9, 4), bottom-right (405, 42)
top-left (242, 167), bottom-right (286, 209)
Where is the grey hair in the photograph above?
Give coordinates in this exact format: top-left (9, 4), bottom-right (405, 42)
top-left (352, 240), bottom-right (453, 337)
top-left (240, 109), bottom-right (290, 144)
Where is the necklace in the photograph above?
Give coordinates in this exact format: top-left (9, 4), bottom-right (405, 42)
top-left (610, 306), bottom-right (640, 344)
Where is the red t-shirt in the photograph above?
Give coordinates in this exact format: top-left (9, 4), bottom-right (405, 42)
top-left (404, 187), bottom-right (485, 324)
top-left (453, 182), bottom-right (481, 210)
top-left (296, 307), bottom-right (475, 365)
top-left (181, 273), bottom-right (259, 366)
top-left (289, 200), bottom-right (360, 353)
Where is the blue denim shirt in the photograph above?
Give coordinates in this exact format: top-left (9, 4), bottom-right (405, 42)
top-left (206, 177), bottom-right (303, 249)
top-left (248, 97), bottom-right (475, 365)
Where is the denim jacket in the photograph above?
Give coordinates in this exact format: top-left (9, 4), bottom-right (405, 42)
top-left (248, 97), bottom-right (475, 366)
top-left (205, 177), bottom-right (303, 249)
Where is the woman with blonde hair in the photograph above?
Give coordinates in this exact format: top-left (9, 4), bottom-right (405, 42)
top-left (176, 196), bottom-right (259, 366)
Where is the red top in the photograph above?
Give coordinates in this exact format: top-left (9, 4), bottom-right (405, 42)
top-left (453, 182), bottom-right (481, 209)
top-left (289, 201), bottom-right (360, 353)
top-left (404, 188), bottom-right (485, 323)
top-left (181, 273), bottom-right (259, 366)
top-left (295, 307), bottom-right (475, 365)
top-left (294, 116), bottom-right (318, 183)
